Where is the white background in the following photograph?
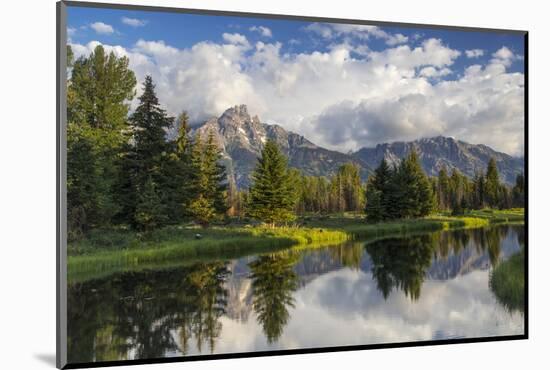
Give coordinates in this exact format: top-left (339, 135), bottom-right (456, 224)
top-left (0, 0), bottom-right (547, 369)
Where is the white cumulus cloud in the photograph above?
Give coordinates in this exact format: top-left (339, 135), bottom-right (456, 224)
top-left (90, 21), bottom-right (114, 35)
top-left (465, 49), bottom-right (484, 58)
top-left (491, 46), bottom-right (518, 67)
top-left (306, 23), bottom-right (408, 46)
top-left (249, 26), bottom-right (272, 38)
top-left (121, 17), bottom-right (147, 27)
top-left (222, 33), bottom-right (250, 47)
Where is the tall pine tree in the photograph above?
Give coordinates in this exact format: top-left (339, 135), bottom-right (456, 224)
top-left (248, 140), bottom-right (298, 226)
top-left (485, 158), bottom-right (500, 208)
top-left (437, 167), bottom-right (450, 210)
top-left (365, 159), bottom-right (393, 222)
top-left (397, 151), bottom-right (434, 218)
top-left (512, 173), bottom-right (525, 207)
top-left (167, 111), bottom-right (195, 220)
top-left (203, 131), bottom-right (229, 216)
top-left (119, 75), bottom-right (174, 230)
top-left (187, 131), bottom-right (228, 226)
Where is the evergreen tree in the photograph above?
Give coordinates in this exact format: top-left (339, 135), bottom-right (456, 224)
top-left (134, 176), bottom-right (168, 233)
top-left (175, 112), bottom-right (191, 154)
top-left (169, 111), bottom-right (194, 219)
top-left (365, 182), bottom-right (384, 222)
top-left (473, 171), bottom-right (486, 209)
top-left (365, 159), bottom-right (392, 222)
top-left (203, 131), bottom-right (229, 215)
top-left (397, 151), bottom-right (434, 218)
top-left (512, 173), bottom-right (525, 207)
top-left (485, 158), bottom-right (500, 207)
top-left (248, 140), bottom-right (298, 226)
top-left (437, 167), bottom-right (450, 210)
top-left (119, 75), bottom-right (174, 230)
top-left (189, 194), bottom-right (216, 227)
top-left (449, 169), bottom-right (465, 215)
top-left (187, 133), bottom-right (214, 226)
top-left (185, 131), bottom-right (228, 226)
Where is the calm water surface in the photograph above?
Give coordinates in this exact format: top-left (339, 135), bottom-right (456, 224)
top-left (68, 225), bottom-right (525, 363)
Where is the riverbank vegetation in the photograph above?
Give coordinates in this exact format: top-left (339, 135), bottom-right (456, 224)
top-left (490, 249), bottom-right (525, 312)
top-left (68, 209), bottom-right (524, 281)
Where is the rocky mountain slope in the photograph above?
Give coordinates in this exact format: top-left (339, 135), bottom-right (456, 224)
top-left (353, 136), bottom-right (524, 185)
top-left (193, 105), bottom-right (371, 188)
top-left (191, 105), bottom-right (524, 187)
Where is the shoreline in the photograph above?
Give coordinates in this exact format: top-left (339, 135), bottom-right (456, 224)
top-left (68, 208), bottom-right (524, 283)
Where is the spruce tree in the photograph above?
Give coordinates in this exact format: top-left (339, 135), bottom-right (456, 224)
top-left (437, 168), bottom-right (450, 210)
top-left (186, 131), bottom-right (228, 226)
top-left (120, 75), bottom-right (174, 229)
top-left (188, 133), bottom-right (213, 226)
top-left (365, 159), bottom-right (392, 222)
top-left (248, 140), bottom-right (298, 226)
top-left (203, 131), bottom-right (228, 215)
top-left (485, 158), bottom-right (500, 208)
top-left (134, 176), bottom-right (168, 233)
top-left (365, 182), bottom-right (384, 222)
top-left (512, 173), bottom-right (525, 207)
top-left (171, 111), bottom-right (195, 218)
top-left (397, 151), bottom-right (434, 218)
top-left (189, 194), bottom-right (216, 227)
top-left (385, 163), bottom-right (404, 219)
top-left (473, 171), bottom-right (486, 209)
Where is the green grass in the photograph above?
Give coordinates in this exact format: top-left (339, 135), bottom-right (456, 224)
top-left (490, 250), bottom-right (525, 312)
top-left (301, 208), bottom-right (524, 240)
top-left (68, 225), bottom-right (348, 282)
top-left (68, 208), bottom-right (524, 282)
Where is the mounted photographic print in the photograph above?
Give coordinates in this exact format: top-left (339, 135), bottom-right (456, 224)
top-left (56, 1), bottom-right (528, 368)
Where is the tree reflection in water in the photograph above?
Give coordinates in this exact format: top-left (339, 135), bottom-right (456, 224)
top-left (366, 234), bottom-right (435, 301)
top-left (470, 225), bottom-right (509, 267)
top-left (67, 262), bottom-right (229, 363)
top-left (329, 242), bottom-right (364, 270)
top-left (249, 252), bottom-right (300, 344)
top-left (366, 226), bottom-right (512, 301)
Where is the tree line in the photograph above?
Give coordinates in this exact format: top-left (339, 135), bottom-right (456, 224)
top-left (365, 154), bottom-right (525, 222)
top-left (67, 44), bottom-right (525, 238)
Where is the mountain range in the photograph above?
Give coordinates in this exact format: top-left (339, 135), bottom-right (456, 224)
top-left (192, 105), bottom-right (524, 187)
top-left (354, 136), bottom-right (524, 185)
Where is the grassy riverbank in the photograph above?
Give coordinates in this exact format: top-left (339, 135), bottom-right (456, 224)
top-left (490, 249), bottom-right (525, 312)
top-left (68, 208), bottom-right (524, 282)
top-left (302, 208), bottom-right (524, 238)
top-left (68, 226), bottom-right (348, 282)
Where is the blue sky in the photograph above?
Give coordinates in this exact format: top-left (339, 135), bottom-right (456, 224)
top-left (68, 6), bottom-right (525, 76)
top-left (67, 5), bottom-right (525, 155)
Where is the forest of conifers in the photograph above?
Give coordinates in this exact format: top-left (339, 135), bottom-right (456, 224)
top-left (66, 44), bottom-right (525, 240)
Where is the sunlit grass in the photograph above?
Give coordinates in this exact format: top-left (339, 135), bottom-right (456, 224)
top-left (68, 208), bottom-right (524, 282)
top-left (68, 225), bottom-right (348, 281)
